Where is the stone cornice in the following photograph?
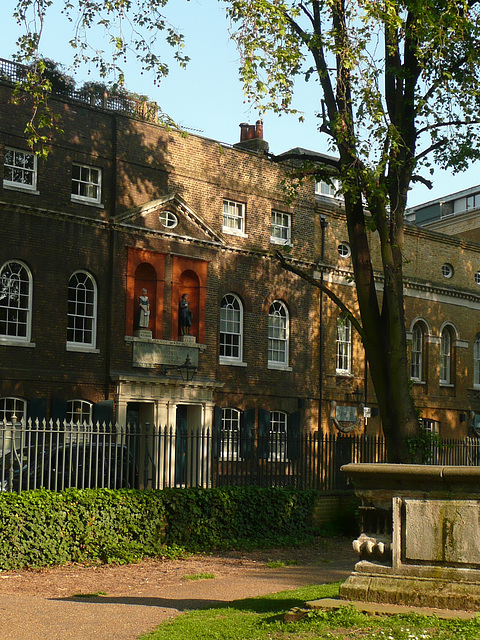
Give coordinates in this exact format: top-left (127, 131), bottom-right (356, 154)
top-left (0, 199), bottom-right (108, 228)
top-left (321, 264), bottom-right (480, 305)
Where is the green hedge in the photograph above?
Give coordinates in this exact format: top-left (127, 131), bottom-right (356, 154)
top-left (0, 486), bottom-right (319, 569)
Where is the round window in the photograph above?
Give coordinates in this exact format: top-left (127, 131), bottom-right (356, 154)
top-left (441, 263), bottom-right (454, 279)
top-left (337, 242), bottom-right (351, 258)
top-left (475, 271), bottom-right (480, 285)
top-left (159, 211), bottom-right (178, 229)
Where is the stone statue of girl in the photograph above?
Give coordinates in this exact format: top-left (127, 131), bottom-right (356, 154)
top-left (137, 288), bottom-right (150, 329)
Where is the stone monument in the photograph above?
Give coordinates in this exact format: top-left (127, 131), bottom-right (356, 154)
top-left (339, 463), bottom-right (480, 611)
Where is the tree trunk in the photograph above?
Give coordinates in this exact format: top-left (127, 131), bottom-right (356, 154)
top-left (345, 195), bottom-right (420, 463)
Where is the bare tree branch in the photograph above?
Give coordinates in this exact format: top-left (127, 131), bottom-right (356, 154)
top-left (274, 250), bottom-right (366, 342)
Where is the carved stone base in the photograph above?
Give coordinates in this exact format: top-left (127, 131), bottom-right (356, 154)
top-left (340, 572), bottom-right (480, 611)
top-left (180, 334), bottom-right (196, 345)
top-left (133, 329), bottom-right (152, 339)
top-left (341, 464), bottom-right (480, 612)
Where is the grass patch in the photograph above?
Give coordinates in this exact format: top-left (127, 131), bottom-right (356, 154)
top-left (181, 572), bottom-right (215, 581)
top-left (138, 583), bottom-right (480, 640)
top-left (265, 560), bottom-right (298, 568)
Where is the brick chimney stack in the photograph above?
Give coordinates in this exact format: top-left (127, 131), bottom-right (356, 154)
top-left (234, 120), bottom-right (269, 154)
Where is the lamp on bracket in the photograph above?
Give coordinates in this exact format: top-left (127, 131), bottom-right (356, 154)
top-left (350, 385), bottom-right (363, 404)
top-left (162, 354), bottom-right (197, 382)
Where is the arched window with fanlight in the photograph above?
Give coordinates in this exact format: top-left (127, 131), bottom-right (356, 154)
top-left (440, 325), bottom-right (455, 385)
top-left (67, 399), bottom-right (93, 426)
top-left (268, 300), bottom-right (289, 368)
top-left (220, 407), bottom-right (241, 460)
top-left (219, 293), bottom-right (243, 364)
top-left (474, 334), bottom-right (480, 388)
top-left (336, 315), bottom-right (352, 375)
top-left (410, 322), bottom-right (426, 381)
top-left (67, 271), bottom-right (97, 349)
top-left (0, 397), bottom-right (27, 452)
top-left (0, 260), bottom-right (33, 342)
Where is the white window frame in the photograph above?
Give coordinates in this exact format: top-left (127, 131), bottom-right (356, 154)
top-left (71, 163), bottom-right (102, 204)
top-left (336, 316), bottom-right (352, 375)
top-left (474, 334), bottom-right (480, 388)
top-left (337, 242), bottom-right (351, 258)
top-left (0, 397), bottom-right (27, 426)
top-left (219, 293), bottom-right (244, 365)
top-left (421, 419), bottom-right (440, 434)
top-left (269, 411), bottom-right (288, 461)
top-left (0, 397), bottom-right (27, 454)
top-left (159, 210), bottom-right (178, 229)
top-left (442, 263), bottom-right (454, 279)
top-left (220, 408), bottom-right (241, 460)
top-left (67, 271), bottom-right (98, 351)
top-left (0, 260), bottom-right (33, 343)
top-left (268, 300), bottom-right (290, 370)
top-left (440, 326), bottom-right (452, 385)
top-left (3, 147), bottom-right (38, 192)
top-left (270, 211), bottom-right (291, 245)
top-left (315, 178), bottom-right (342, 199)
top-left (67, 399), bottom-right (93, 426)
top-left (410, 323), bottom-right (424, 381)
top-left (223, 199), bottom-right (246, 237)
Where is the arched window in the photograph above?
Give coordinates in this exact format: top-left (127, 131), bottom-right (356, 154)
top-left (0, 397), bottom-right (27, 454)
top-left (268, 300), bottom-right (289, 368)
top-left (269, 411), bottom-right (288, 461)
top-left (440, 326), bottom-right (453, 385)
top-left (474, 334), bottom-right (480, 388)
top-left (0, 260), bottom-right (32, 341)
top-left (67, 271), bottom-right (97, 348)
top-left (0, 397), bottom-right (26, 425)
top-left (336, 316), bottom-right (352, 374)
top-left (220, 408), bottom-right (241, 460)
top-left (220, 294), bottom-right (243, 363)
top-left (67, 400), bottom-right (93, 425)
top-left (411, 323), bottom-right (425, 381)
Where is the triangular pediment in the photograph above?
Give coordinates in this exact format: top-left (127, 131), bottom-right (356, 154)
top-left (113, 193), bottom-right (224, 245)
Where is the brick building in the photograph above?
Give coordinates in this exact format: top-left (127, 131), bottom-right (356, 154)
top-left (0, 62), bottom-right (322, 469)
top-left (1, 57), bottom-right (480, 470)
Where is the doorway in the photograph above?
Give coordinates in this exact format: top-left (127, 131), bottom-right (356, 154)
top-left (174, 404), bottom-right (204, 486)
top-left (126, 401), bottom-right (155, 489)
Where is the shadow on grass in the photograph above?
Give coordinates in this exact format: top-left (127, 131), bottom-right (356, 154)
top-left (53, 582), bottom-right (342, 615)
top-left (226, 582), bottom-right (341, 614)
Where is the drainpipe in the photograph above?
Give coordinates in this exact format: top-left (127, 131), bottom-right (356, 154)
top-left (104, 113), bottom-right (118, 402)
top-left (318, 214), bottom-right (328, 432)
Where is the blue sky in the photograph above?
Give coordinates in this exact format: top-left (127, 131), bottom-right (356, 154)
top-left (0, 0), bottom-right (479, 207)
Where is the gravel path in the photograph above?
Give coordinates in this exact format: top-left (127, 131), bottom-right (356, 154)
top-left (0, 537), bottom-right (356, 640)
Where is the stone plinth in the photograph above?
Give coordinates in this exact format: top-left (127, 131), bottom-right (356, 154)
top-left (133, 329), bottom-right (152, 339)
top-left (125, 335), bottom-right (204, 369)
top-left (340, 463), bottom-right (480, 610)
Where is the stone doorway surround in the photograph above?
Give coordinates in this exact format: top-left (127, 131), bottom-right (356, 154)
top-left (114, 372), bottom-right (217, 429)
top-left (112, 372), bottom-right (220, 489)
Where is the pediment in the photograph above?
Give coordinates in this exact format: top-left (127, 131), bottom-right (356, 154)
top-left (113, 193), bottom-right (224, 245)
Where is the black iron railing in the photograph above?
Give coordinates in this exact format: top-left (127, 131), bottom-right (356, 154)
top-left (3, 420), bottom-right (480, 494)
top-left (0, 57), bottom-right (162, 124)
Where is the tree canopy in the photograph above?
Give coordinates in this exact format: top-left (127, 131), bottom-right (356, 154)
top-left (12, 0), bottom-right (189, 84)
top-left (224, 0), bottom-right (480, 460)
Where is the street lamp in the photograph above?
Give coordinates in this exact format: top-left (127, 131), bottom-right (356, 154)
top-left (351, 385), bottom-right (363, 403)
top-left (162, 354), bottom-right (197, 382)
top-left (177, 354), bottom-right (197, 382)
